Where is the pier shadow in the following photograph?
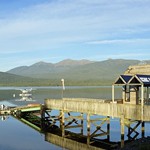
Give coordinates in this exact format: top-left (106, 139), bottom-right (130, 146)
top-left (12, 111), bottom-right (118, 149)
top-left (11, 108), bottom-right (149, 150)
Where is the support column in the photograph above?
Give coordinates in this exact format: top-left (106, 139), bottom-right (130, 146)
top-left (112, 84), bottom-right (115, 103)
top-left (146, 87), bottom-right (149, 104)
top-left (59, 110), bottom-right (63, 128)
top-left (87, 113), bottom-right (90, 145)
top-left (107, 116), bottom-right (110, 141)
top-left (112, 85), bottom-right (115, 119)
top-left (128, 123), bottom-right (130, 140)
top-left (40, 105), bottom-right (45, 120)
top-left (60, 110), bottom-right (65, 137)
top-left (141, 84), bottom-right (144, 121)
top-left (40, 105), bottom-right (45, 131)
top-left (120, 115), bottom-right (125, 148)
top-left (141, 84), bottom-right (144, 106)
top-left (141, 121), bottom-right (145, 138)
top-left (81, 113), bottom-right (84, 135)
top-left (148, 87), bottom-right (150, 104)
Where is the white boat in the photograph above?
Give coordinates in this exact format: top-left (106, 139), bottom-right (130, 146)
top-left (19, 93), bottom-right (32, 97)
top-left (19, 88), bottom-right (32, 97)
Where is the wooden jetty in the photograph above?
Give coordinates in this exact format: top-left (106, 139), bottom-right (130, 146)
top-left (1, 64), bottom-right (150, 149)
top-left (11, 104), bottom-right (41, 113)
top-left (0, 104), bottom-right (41, 115)
top-left (43, 98), bottom-right (150, 148)
top-left (43, 65), bottom-right (150, 148)
top-left (0, 100), bottom-right (149, 149)
top-left (44, 98), bottom-right (150, 121)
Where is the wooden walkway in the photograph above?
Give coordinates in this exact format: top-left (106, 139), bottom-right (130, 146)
top-left (1, 98), bottom-right (150, 122)
top-left (0, 104), bottom-right (41, 115)
top-left (44, 98), bottom-right (150, 148)
top-left (45, 98), bottom-right (150, 121)
top-left (1, 98), bottom-right (149, 149)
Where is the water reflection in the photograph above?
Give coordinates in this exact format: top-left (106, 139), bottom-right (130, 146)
top-left (0, 86), bottom-right (121, 103)
top-left (0, 115), bottom-right (62, 150)
top-left (0, 115), bottom-right (8, 121)
top-left (16, 96), bottom-right (34, 101)
top-left (10, 107), bottom-right (150, 150)
top-left (0, 86), bottom-right (150, 150)
top-left (12, 112), bottom-right (117, 150)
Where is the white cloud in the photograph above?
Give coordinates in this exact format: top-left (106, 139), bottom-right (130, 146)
top-left (0, 0), bottom-right (150, 71)
top-left (86, 52), bottom-right (150, 62)
top-left (0, 0), bottom-right (150, 42)
top-left (108, 53), bottom-right (150, 59)
top-left (87, 38), bottom-right (150, 45)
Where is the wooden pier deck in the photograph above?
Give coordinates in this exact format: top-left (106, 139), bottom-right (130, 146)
top-left (0, 104), bottom-right (41, 115)
top-left (11, 104), bottom-right (41, 112)
top-left (44, 98), bottom-right (150, 148)
top-left (1, 98), bottom-right (150, 149)
top-left (45, 98), bottom-right (150, 121)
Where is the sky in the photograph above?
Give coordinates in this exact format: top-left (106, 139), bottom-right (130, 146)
top-left (0, 0), bottom-right (150, 71)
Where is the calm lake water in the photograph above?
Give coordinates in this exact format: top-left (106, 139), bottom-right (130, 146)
top-left (0, 86), bottom-right (150, 150)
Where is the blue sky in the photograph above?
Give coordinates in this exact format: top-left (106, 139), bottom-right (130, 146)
top-left (0, 0), bottom-right (150, 71)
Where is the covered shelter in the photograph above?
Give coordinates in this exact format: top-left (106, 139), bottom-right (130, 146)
top-left (112, 75), bottom-right (132, 103)
top-left (112, 74), bottom-right (150, 105)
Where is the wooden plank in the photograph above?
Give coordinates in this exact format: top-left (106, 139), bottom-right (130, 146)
top-left (45, 98), bottom-right (150, 121)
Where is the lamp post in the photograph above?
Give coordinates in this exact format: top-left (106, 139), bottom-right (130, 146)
top-left (61, 79), bottom-right (65, 99)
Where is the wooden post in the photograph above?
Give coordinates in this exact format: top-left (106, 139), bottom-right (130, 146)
top-left (87, 113), bottom-right (90, 145)
top-left (141, 121), bottom-right (145, 138)
top-left (40, 104), bottom-right (45, 120)
top-left (40, 105), bottom-right (46, 131)
top-left (120, 115), bottom-right (124, 148)
top-left (112, 84), bottom-right (115, 103)
top-left (107, 116), bottom-right (110, 141)
top-left (141, 84), bottom-right (144, 121)
top-left (59, 110), bottom-right (63, 128)
top-left (128, 122), bottom-right (130, 140)
top-left (141, 84), bottom-right (144, 106)
top-left (146, 87), bottom-right (149, 104)
top-left (81, 113), bottom-right (84, 135)
top-left (61, 110), bottom-right (65, 137)
top-left (147, 87), bottom-right (150, 104)
top-left (112, 84), bottom-right (115, 119)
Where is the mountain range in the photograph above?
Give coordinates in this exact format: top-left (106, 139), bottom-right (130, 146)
top-left (0, 59), bottom-right (150, 86)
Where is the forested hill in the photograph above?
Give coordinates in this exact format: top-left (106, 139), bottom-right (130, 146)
top-left (4, 59), bottom-right (149, 86)
top-left (0, 72), bottom-right (51, 86)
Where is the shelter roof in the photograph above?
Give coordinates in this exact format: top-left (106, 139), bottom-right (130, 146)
top-left (114, 74), bottom-right (150, 86)
top-left (114, 75), bottom-right (132, 85)
top-left (128, 74), bottom-right (150, 86)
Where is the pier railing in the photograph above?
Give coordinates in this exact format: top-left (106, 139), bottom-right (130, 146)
top-left (45, 98), bottom-right (150, 121)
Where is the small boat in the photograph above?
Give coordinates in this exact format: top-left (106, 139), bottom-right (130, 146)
top-left (19, 88), bottom-right (32, 97)
top-left (19, 93), bottom-right (32, 97)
